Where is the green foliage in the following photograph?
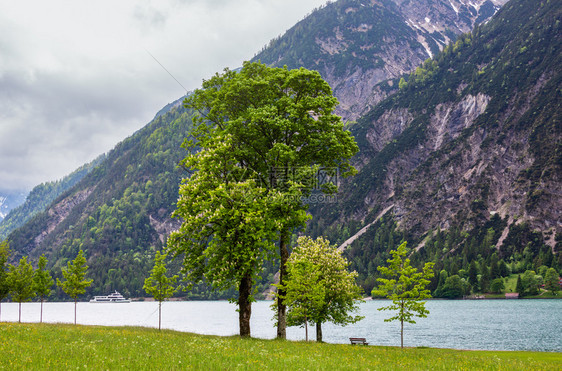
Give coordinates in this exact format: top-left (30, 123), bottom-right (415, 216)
top-left (143, 251), bottom-right (178, 302)
top-left (520, 270), bottom-right (540, 297)
top-left (544, 268), bottom-right (559, 295)
top-left (143, 250), bottom-right (178, 330)
top-left (515, 275), bottom-right (524, 295)
top-left (180, 61), bottom-right (358, 338)
top-left (434, 275), bottom-right (471, 298)
top-left (373, 241), bottom-right (434, 348)
top-left (276, 236), bottom-right (363, 342)
top-left (7, 256), bottom-right (35, 323)
top-left (33, 255), bottom-right (54, 300)
top-left (57, 250), bottom-right (93, 301)
top-left (33, 254), bottom-right (54, 323)
top-left (490, 278), bottom-right (505, 294)
top-left (0, 240), bottom-right (9, 305)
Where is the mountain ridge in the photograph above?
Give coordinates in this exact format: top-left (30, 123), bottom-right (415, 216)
top-left (253, 0), bottom-right (508, 121)
top-left (4, 0), bottom-right (560, 299)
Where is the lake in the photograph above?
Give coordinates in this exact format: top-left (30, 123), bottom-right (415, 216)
top-left (1, 299), bottom-right (561, 352)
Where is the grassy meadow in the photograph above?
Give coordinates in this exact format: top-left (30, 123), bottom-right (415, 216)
top-left (1, 323), bottom-right (560, 370)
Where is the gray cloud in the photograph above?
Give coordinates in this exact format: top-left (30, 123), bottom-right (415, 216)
top-left (0, 0), bottom-right (326, 192)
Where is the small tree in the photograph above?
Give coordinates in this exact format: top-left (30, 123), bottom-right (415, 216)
top-left (57, 250), bottom-right (93, 324)
top-left (490, 278), bottom-right (505, 294)
top-left (276, 236), bottom-right (363, 342)
top-left (0, 240), bottom-right (10, 321)
top-left (143, 251), bottom-right (178, 330)
top-left (468, 260), bottom-right (479, 291)
top-left (372, 241), bottom-right (435, 348)
top-left (7, 256), bottom-right (35, 323)
top-left (544, 268), bottom-right (559, 295)
top-left (515, 274), bottom-right (524, 296)
top-left (33, 255), bottom-right (54, 323)
top-left (521, 270), bottom-right (539, 296)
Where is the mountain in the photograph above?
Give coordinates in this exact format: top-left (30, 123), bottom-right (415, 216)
top-left (5, 0), bottom-right (560, 298)
top-left (307, 0), bottom-right (561, 292)
top-left (0, 190), bottom-right (27, 221)
top-left (253, 0), bottom-right (508, 121)
top-left (0, 155), bottom-right (106, 241)
top-left (4, 106), bottom-right (196, 298)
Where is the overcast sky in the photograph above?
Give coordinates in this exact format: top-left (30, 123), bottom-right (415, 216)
top-left (0, 0), bottom-right (327, 192)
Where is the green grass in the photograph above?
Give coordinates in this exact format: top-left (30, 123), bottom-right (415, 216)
top-left (1, 323), bottom-right (561, 370)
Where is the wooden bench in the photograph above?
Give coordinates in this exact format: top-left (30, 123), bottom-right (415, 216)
top-left (349, 337), bottom-right (368, 345)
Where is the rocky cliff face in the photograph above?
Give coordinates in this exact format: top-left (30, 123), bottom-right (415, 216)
top-left (255, 0), bottom-right (508, 122)
top-left (317, 0), bottom-right (561, 251)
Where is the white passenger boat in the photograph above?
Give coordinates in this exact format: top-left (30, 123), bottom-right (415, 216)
top-left (89, 291), bottom-right (130, 303)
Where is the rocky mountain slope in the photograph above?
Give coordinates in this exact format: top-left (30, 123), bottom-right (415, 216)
top-left (253, 0), bottom-right (508, 121)
top-left (307, 0), bottom-right (561, 289)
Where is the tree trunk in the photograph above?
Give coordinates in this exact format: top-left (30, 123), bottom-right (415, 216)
top-left (74, 298), bottom-right (77, 325)
top-left (18, 301), bottom-right (21, 323)
top-left (316, 322), bottom-right (323, 343)
top-left (156, 301), bottom-right (161, 330)
top-left (305, 316), bottom-right (308, 341)
top-left (400, 299), bottom-right (404, 348)
top-left (277, 228), bottom-right (289, 339)
top-left (239, 271), bottom-right (252, 337)
top-left (400, 319), bottom-right (404, 348)
top-left (40, 298), bottom-right (43, 323)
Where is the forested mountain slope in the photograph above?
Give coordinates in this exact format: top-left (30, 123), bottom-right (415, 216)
top-left (253, 0), bottom-right (507, 121)
top-left (308, 0), bottom-right (561, 292)
top-left (0, 156), bottom-right (105, 241)
top-left (6, 107), bottom-right (193, 298)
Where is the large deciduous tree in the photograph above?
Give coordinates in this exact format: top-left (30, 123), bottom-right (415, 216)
top-left (33, 255), bottom-right (54, 323)
top-left (0, 240), bottom-right (10, 321)
top-left (57, 250), bottom-right (93, 324)
top-left (182, 61), bottom-right (358, 338)
top-left (7, 256), bottom-right (35, 323)
top-left (372, 241), bottom-right (434, 348)
top-left (168, 139), bottom-right (279, 337)
top-left (143, 250), bottom-right (179, 330)
top-left (276, 236), bottom-right (363, 342)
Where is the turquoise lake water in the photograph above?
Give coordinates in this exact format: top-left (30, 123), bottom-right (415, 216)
top-left (2, 299), bottom-right (560, 351)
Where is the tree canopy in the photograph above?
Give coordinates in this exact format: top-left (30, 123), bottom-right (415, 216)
top-left (277, 236), bottom-right (363, 342)
top-left (0, 240), bottom-right (9, 321)
top-left (33, 255), bottom-right (54, 323)
top-left (180, 61), bottom-right (358, 338)
top-left (143, 250), bottom-right (179, 330)
top-left (7, 256), bottom-right (35, 323)
top-left (373, 241), bottom-right (434, 348)
top-left (57, 250), bottom-right (93, 324)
